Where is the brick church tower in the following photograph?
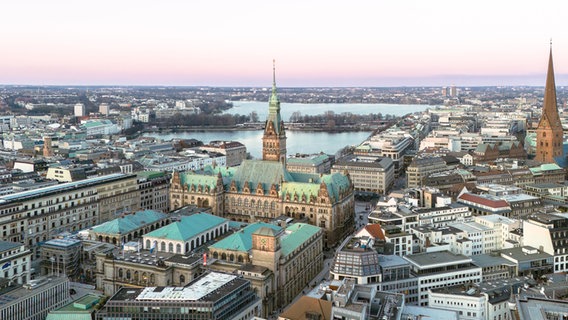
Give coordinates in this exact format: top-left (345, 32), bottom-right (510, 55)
top-left (536, 44), bottom-right (564, 163)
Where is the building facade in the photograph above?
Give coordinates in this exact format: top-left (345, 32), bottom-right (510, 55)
top-left (0, 240), bottom-right (32, 285)
top-left (0, 276), bottom-right (70, 320)
top-left (95, 272), bottom-right (261, 320)
top-left (0, 173), bottom-right (139, 257)
top-left (331, 155), bottom-right (394, 195)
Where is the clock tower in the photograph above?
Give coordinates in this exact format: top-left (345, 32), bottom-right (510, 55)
top-left (251, 227), bottom-right (281, 274)
top-left (262, 60), bottom-right (287, 164)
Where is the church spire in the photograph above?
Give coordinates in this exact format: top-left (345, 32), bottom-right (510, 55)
top-left (541, 42), bottom-right (562, 129)
top-left (536, 42), bottom-right (564, 163)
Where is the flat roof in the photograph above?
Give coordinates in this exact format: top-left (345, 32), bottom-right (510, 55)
top-left (471, 254), bottom-right (517, 268)
top-left (112, 272), bottom-right (245, 303)
top-left (518, 297), bottom-right (568, 320)
top-left (0, 276), bottom-right (68, 306)
top-left (403, 251), bottom-right (472, 268)
top-left (43, 238), bottom-right (82, 248)
top-left (0, 173), bottom-right (130, 205)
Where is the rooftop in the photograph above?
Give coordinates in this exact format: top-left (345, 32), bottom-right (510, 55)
top-left (144, 213), bottom-right (226, 241)
top-left (471, 254), bottom-right (517, 268)
top-left (91, 210), bottom-right (167, 235)
top-left (0, 173), bottom-right (129, 205)
top-left (517, 297), bottom-right (568, 320)
top-left (46, 294), bottom-right (101, 320)
top-left (0, 240), bottom-right (21, 253)
top-left (42, 238), bottom-right (82, 248)
top-left (111, 272), bottom-right (246, 303)
top-left (403, 251), bottom-right (472, 268)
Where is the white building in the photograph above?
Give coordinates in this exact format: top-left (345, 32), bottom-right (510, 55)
top-left (523, 213), bottom-right (568, 273)
top-left (403, 251), bottom-right (482, 306)
top-left (429, 279), bottom-right (518, 320)
top-left (74, 103), bottom-right (86, 117)
top-left (0, 276), bottom-right (70, 320)
top-left (0, 240), bottom-right (32, 285)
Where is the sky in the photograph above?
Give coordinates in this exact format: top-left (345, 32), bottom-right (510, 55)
top-left (2, 0), bottom-right (568, 87)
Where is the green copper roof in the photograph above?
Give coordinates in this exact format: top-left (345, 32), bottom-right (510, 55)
top-left (321, 172), bottom-right (351, 200)
top-left (144, 213), bottom-right (226, 241)
top-left (46, 294), bottom-right (101, 320)
top-left (266, 61), bottom-right (284, 135)
top-left (281, 223), bottom-right (321, 256)
top-left (91, 210), bottom-right (167, 235)
top-left (286, 154), bottom-right (329, 166)
top-left (281, 172), bottom-right (351, 202)
top-left (530, 163), bottom-right (563, 174)
top-left (210, 222), bottom-right (281, 252)
top-left (180, 172), bottom-right (219, 190)
top-left (137, 171), bottom-right (166, 180)
top-left (231, 160), bottom-right (293, 192)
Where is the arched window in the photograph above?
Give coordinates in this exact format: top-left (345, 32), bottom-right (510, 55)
top-left (176, 244), bottom-right (181, 253)
top-left (134, 271), bottom-right (139, 281)
top-left (221, 253), bottom-right (227, 260)
top-left (229, 254), bottom-right (235, 262)
top-left (168, 243), bottom-right (174, 252)
top-left (150, 274), bottom-right (155, 284)
top-left (185, 243), bottom-right (189, 252)
top-left (118, 268), bottom-right (123, 278)
top-left (126, 270), bottom-right (131, 280)
top-left (161, 242), bottom-right (166, 251)
top-left (180, 274), bottom-right (185, 284)
top-left (213, 252), bottom-right (219, 259)
top-left (191, 240), bottom-right (195, 250)
top-left (238, 255), bottom-right (244, 263)
top-left (146, 240), bottom-right (151, 249)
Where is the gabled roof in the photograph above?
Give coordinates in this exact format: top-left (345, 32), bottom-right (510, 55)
top-left (363, 224), bottom-right (385, 240)
top-left (144, 213), bottom-right (226, 241)
top-left (279, 296), bottom-right (332, 320)
top-left (91, 210), bottom-right (167, 235)
top-left (230, 159), bottom-right (293, 192)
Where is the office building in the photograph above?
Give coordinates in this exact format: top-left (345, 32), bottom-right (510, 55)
top-left (95, 272), bottom-right (262, 320)
top-left (0, 276), bottom-right (70, 320)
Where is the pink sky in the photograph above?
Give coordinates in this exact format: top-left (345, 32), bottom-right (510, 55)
top-left (2, 0), bottom-right (568, 86)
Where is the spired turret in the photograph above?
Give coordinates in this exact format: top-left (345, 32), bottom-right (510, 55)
top-left (262, 60), bottom-right (287, 164)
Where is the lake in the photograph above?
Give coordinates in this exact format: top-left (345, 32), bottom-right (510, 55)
top-left (145, 102), bottom-right (434, 158)
top-left (143, 130), bottom-right (371, 159)
top-left (224, 101), bottom-right (433, 121)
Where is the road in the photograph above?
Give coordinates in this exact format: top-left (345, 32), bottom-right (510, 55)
top-left (270, 201), bottom-right (372, 318)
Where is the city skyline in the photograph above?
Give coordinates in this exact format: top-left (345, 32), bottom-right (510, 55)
top-left (2, 0), bottom-right (568, 87)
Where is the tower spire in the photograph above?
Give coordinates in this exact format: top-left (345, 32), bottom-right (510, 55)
top-left (536, 43), bottom-right (563, 163)
top-left (272, 59), bottom-right (276, 89)
top-left (263, 59), bottom-right (287, 163)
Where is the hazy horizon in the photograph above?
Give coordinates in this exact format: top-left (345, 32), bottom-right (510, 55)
top-left (2, 1), bottom-right (568, 87)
